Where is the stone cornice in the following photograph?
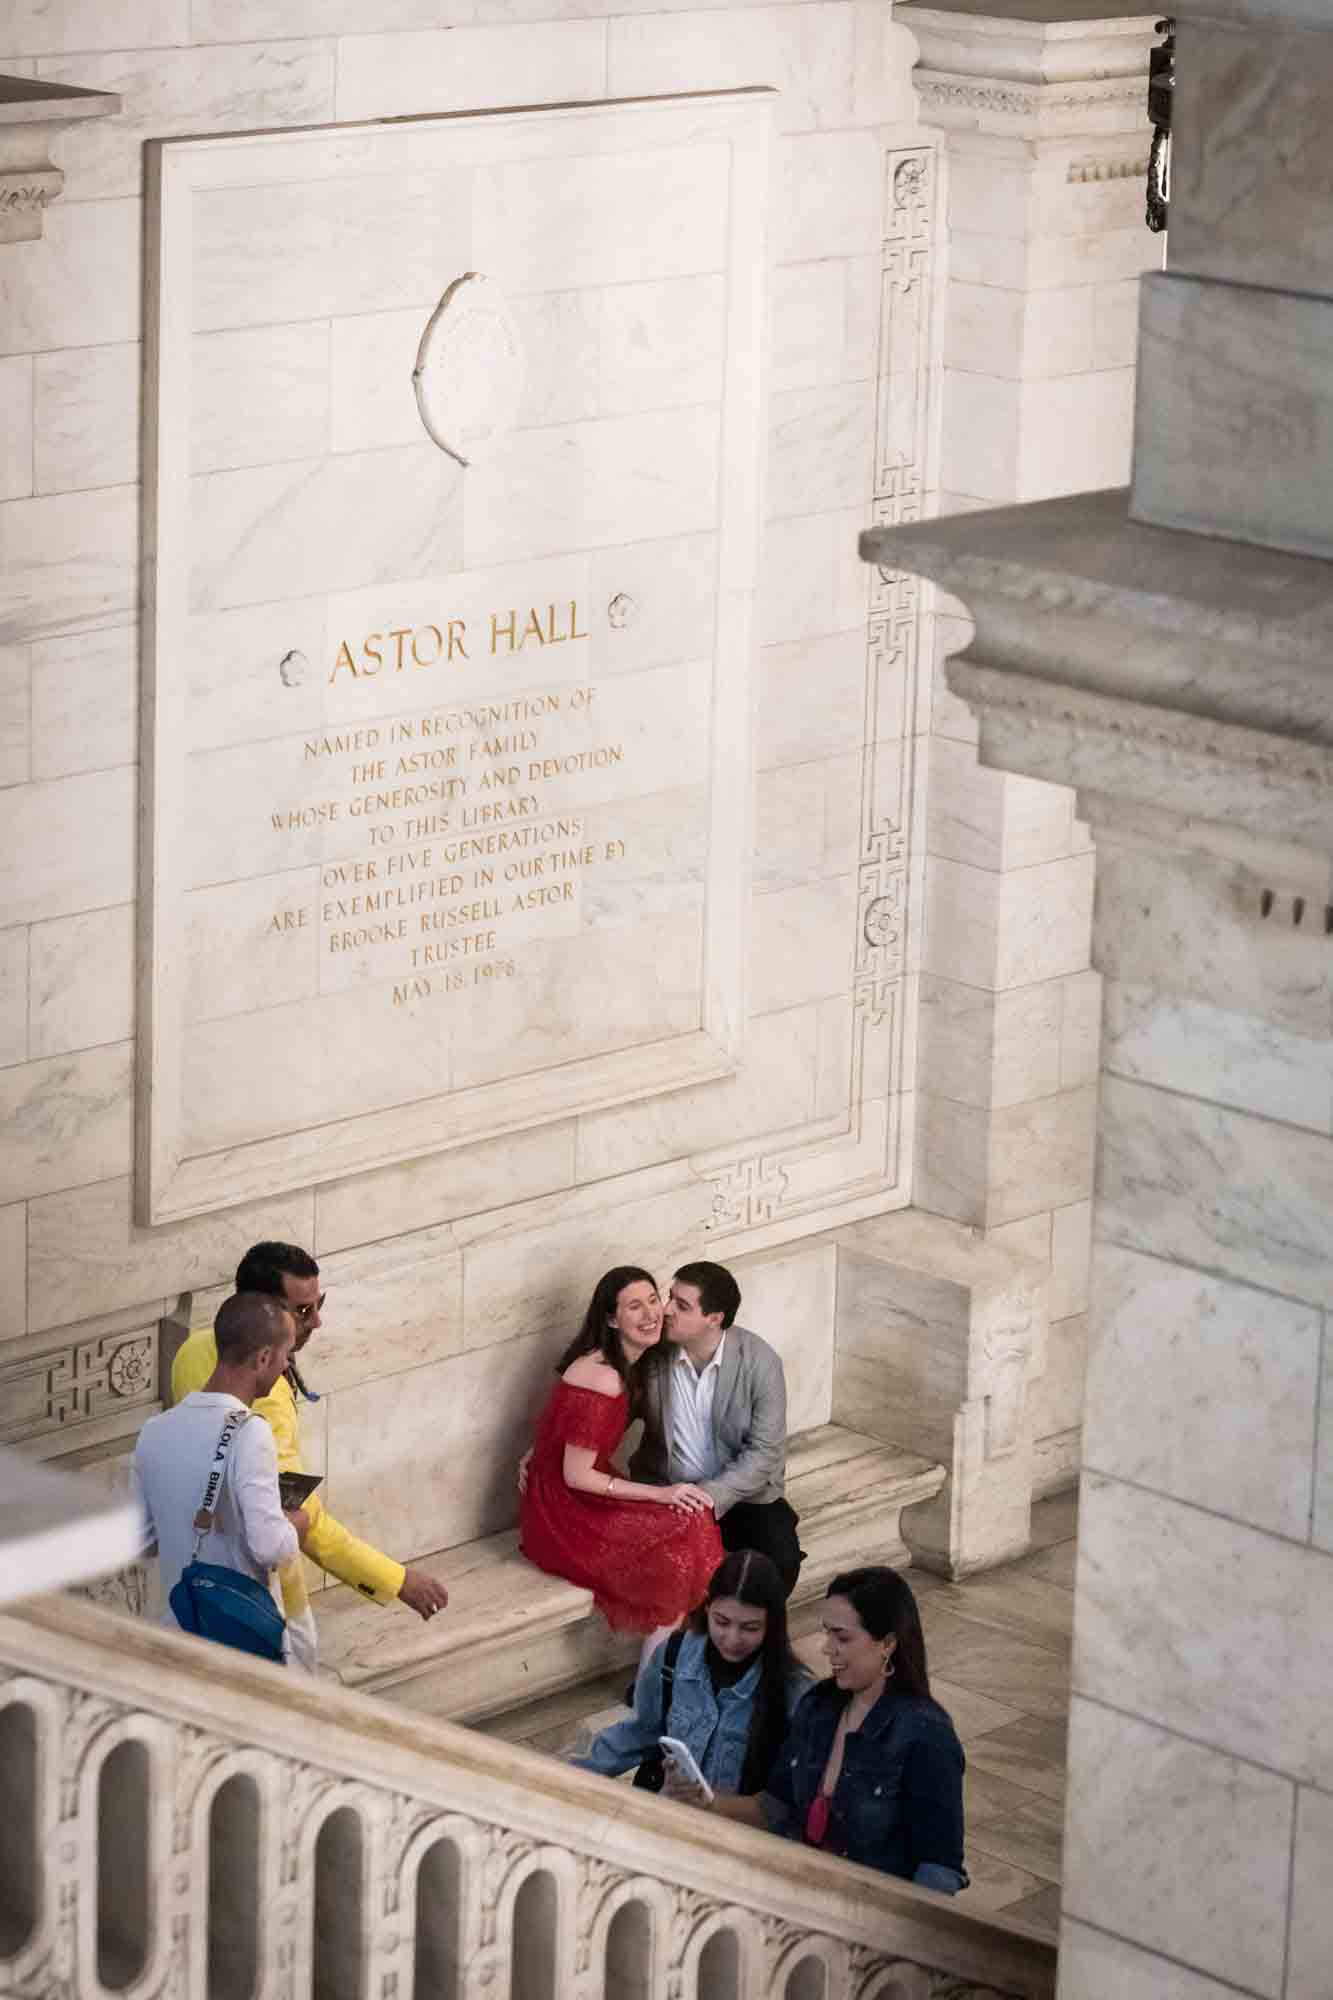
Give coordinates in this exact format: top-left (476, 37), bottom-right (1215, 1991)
top-left (899, 1), bottom-right (1159, 137)
top-left (862, 489), bottom-right (1333, 850)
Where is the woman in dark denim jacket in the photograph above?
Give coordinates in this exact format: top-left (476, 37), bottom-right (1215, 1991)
top-left (573, 1550), bottom-right (812, 1796)
top-left (704, 1566), bottom-right (968, 1893)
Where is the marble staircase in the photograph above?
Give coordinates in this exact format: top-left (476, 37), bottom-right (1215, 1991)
top-left (313, 1424), bottom-right (946, 1724)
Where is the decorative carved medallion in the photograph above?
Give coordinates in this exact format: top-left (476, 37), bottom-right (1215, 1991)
top-left (413, 272), bottom-right (526, 468)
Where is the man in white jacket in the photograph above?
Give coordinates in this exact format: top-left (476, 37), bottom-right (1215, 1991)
top-left (133, 1292), bottom-right (310, 1629)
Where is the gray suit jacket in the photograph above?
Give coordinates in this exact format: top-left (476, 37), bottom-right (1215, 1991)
top-left (628, 1324), bottom-right (787, 1517)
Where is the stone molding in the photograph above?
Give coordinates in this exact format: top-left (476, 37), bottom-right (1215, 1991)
top-left (0, 75), bottom-right (120, 243)
top-left (701, 139), bottom-right (943, 1248)
top-left (861, 489), bottom-right (1333, 854)
top-left (901, 2), bottom-right (1160, 139)
top-left (0, 1592), bottom-right (1056, 1999)
top-left (140, 95), bottom-right (770, 1227)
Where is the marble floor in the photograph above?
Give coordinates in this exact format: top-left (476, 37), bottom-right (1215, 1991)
top-left (478, 1491), bottom-right (1077, 1943)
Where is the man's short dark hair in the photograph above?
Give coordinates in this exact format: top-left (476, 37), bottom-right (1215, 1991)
top-left (214, 1291), bottom-right (293, 1364)
top-left (235, 1241), bottom-right (319, 1297)
top-left (674, 1261), bottom-right (741, 1330)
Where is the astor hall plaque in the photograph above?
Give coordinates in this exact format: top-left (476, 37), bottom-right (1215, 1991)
top-left (140, 94), bottom-right (770, 1224)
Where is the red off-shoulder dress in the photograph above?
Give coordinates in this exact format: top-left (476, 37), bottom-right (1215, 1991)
top-left (520, 1380), bottom-right (722, 1632)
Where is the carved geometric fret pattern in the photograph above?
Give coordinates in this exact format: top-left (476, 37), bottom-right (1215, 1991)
top-left (703, 143), bottom-right (937, 1232)
top-left (0, 1327), bottom-right (157, 1448)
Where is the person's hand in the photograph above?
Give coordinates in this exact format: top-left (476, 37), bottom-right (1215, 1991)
top-left (284, 1506), bottom-right (311, 1547)
top-left (517, 1447), bottom-right (533, 1496)
top-left (661, 1483), bottom-right (714, 1514)
top-left (661, 1765), bottom-right (712, 1807)
top-left (399, 1566), bottom-right (449, 1620)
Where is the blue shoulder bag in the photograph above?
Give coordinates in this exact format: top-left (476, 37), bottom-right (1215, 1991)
top-left (169, 1407), bottom-right (288, 1665)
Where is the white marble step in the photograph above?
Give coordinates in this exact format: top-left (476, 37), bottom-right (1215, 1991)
top-left (313, 1423), bottom-right (944, 1724)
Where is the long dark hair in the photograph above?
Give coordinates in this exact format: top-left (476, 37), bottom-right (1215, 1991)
top-left (690, 1550), bottom-right (800, 1793)
top-left (825, 1566), bottom-right (931, 1699)
top-left (555, 1265), bottom-right (659, 1387)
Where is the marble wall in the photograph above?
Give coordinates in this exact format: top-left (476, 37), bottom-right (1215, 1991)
top-left (1065, 813), bottom-right (1333, 2000)
top-left (0, 0), bottom-right (933, 1565)
top-left (899, 0), bottom-right (1159, 1498)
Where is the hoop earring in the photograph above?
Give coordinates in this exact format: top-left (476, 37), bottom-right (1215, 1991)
top-left (884, 1652), bottom-right (896, 1681)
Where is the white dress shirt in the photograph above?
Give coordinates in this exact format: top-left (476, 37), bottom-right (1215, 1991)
top-left (131, 1391), bottom-right (297, 1625)
top-left (668, 1334), bottom-right (727, 1483)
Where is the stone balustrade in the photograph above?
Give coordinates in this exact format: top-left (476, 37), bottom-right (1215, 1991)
top-left (0, 1592), bottom-right (1055, 2000)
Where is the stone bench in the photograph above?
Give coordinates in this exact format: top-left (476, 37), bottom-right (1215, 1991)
top-left (313, 1423), bottom-right (945, 1724)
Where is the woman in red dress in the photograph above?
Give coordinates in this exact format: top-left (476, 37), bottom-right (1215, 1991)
top-left (521, 1265), bottom-right (722, 1669)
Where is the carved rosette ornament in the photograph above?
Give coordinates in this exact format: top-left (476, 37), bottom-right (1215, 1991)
top-left (413, 272), bottom-right (526, 468)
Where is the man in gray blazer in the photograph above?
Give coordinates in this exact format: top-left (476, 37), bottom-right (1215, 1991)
top-left (630, 1260), bottom-right (804, 1594)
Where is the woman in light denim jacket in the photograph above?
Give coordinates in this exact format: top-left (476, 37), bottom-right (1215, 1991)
top-left (573, 1550), bottom-right (813, 1797)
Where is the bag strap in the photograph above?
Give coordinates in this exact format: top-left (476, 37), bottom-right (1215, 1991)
top-left (190, 1407), bottom-right (250, 1562)
top-left (657, 1627), bottom-right (685, 1736)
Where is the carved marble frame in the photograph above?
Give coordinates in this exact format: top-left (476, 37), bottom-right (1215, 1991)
top-left (139, 95), bottom-right (773, 1226)
top-left (703, 143), bottom-right (940, 1251)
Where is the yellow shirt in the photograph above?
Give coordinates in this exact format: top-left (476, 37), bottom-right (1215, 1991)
top-left (170, 1329), bottom-right (404, 1611)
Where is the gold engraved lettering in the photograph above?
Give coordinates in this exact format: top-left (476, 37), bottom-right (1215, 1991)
top-left (447, 619), bottom-right (468, 660)
top-left (412, 624), bottom-right (443, 668)
top-left (330, 640), bottom-right (358, 681)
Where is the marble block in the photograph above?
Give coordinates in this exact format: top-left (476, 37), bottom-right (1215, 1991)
top-left (0, 770), bottom-right (135, 935)
top-left (314, 1118), bottom-right (574, 1256)
top-left (1085, 1243), bottom-right (1319, 1541)
top-left (0, 484), bottom-right (137, 649)
top-left (1288, 1784), bottom-right (1333, 2000)
top-left (26, 1175), bottom-right (312, 1336)
top-left (1058, 1920), bottom-right (1261, 2000)
top-left (141, 92), bottom-right (771, 1224)
top-left (915, 1082), bottom-right (1096, 1230)
top-left (0, 924), bottom-right (24, 1067)
top-left (334, 24), bottom-right (607, 125)
top-left (832, 1210), bottom-right (1042, 1574)
top-left (1063, 1695), bottom-right (1292, 1997)
top-left (1077, 1474), bottom-right (1333, 1792)
top-left (0, 1201), bottom-right (24, 1340)
top-left (727, 1238), bottom-right (835, 1438)
top-left (0, 643), bottom-right (26, 786)
top-left (1132, 272), bottom-right (1333, 562)
top-left (325, 1330), bottom-right (563, 1560)
top-left (1099, 1074), bottom-right (1333, 1312)
top-left (0, 1042), bottom-right (132, 1205)
top-left (1092, 836), bottom-right (1331, 1044)
top-left (1169, 12), bottom-right (1333, 301)
top-left (0, 354), bottom-right (32, 501)
top-left (927, 736), bottom-right (1076, 873)
top-left (924, 851), bottom-right (1095, 993)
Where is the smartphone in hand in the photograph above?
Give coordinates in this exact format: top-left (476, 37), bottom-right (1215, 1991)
top-left (658, 1736), bottom-right (714, 1802)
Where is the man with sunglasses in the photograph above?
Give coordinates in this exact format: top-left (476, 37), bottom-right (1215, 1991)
top-left (171, 1240), bottom-right (448, 1667)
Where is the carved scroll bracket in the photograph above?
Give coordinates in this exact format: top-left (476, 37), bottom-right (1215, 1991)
top-left (0, 75), bottom-right (120, 244)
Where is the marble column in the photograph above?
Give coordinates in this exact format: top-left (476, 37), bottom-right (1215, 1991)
top-left (865, 2), bottom-right (1333, 1992)
top-left (898, 0), bottom-right (1160, 1498)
